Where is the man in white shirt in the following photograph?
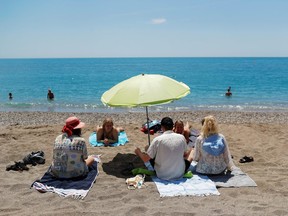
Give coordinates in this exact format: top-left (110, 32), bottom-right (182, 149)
top-left (135, 117), bottom-right (190, 180)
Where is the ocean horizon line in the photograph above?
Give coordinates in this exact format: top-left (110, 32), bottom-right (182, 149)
top-left (1, 56), bottom-right (288, 60)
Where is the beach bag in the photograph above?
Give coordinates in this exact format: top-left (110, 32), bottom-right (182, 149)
top-left (141, 120), bottom-right (161, 134)
top-left (23, 151), bottom-right (45, 166)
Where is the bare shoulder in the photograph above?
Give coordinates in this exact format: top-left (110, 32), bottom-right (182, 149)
top-left (97, 127), bottom-right (104, 134)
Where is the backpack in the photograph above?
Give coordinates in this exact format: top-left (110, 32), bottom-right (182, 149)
top-left (23, 151), bottom-right (45, 166)
top-left (141, 120), bottom-right (161, 134)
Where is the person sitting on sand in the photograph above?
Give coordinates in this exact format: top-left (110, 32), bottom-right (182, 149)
top-left (49, 116), bottom-right (95, 179)
top-left (135, 117), bottom-right (191, 180)
top-left (96, 117), bottom-right (123, 146)
top-left (173, 120), bottom-right (191, 144)
top-left (47, 89), bottom-right (55, 100)
top-left (192, 115), bottom-right (235, 175)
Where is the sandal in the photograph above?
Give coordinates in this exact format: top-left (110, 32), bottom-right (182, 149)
top-left (6, 161), bottom-right (29, 171)
top-left (239, 156), bottom-right (254, 163)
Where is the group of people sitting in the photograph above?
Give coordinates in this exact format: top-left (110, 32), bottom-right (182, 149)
top-left (135, 115), bottom-right (235, 180)
top-left (49, 115), bottom-right (235, 181)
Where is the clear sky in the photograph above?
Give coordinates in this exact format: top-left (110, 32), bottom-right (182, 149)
top-left (1, 0), bottom-right (288, 58)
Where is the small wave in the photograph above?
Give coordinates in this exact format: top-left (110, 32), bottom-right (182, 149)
top-left (1, 101), bottom-right (288, 113)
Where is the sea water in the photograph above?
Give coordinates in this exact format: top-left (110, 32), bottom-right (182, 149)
top-left (0, 57), bottom-right (288, 113)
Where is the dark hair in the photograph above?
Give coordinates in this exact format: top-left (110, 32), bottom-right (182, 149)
top-left (72, 128), bottom-right (82, 136)
top-left (161, 117), bottom-right (174, 130)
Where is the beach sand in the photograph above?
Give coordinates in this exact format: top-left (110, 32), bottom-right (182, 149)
top-left (0, 111), bottom-right (288, 216)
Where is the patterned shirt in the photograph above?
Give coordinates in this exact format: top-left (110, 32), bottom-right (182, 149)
top-left (193, 133), bottom-right (234, 175)
top-left (49, 134), bottom-right (89, 179)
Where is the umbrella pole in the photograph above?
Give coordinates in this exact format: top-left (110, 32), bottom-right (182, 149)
top-left (146, 106), bottom-right (151, 145)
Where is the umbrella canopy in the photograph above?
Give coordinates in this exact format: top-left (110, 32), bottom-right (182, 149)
top-left (101, 74), bottom-right (190, 107)
top-left (101, 74), bottom-right (190, 144)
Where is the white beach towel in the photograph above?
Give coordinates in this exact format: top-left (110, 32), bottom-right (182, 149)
top-left (144, 162), bottom-right (220, 197)
top-left (151, 174), bottom-right (220, 197)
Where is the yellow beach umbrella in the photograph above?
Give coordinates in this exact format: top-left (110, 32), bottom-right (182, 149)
top-left (101, 74), bottom-right (190, 144)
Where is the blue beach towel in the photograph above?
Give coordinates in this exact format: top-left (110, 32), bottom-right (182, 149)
top-left (89, 131), bottom-right (129, 147)
top-left (31, 161), bottom-right (99, 199)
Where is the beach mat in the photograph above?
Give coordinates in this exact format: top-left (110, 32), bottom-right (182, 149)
top-left (151, 175), bottom-right (220, 197)
top-left (31, 161), bottom-right (99, 199)
top-left (89, 131), bottom-right (129, 147)
top-left (189, 162), bottom-right (257, 188)
top-left (144, 161), bottom-right (220, 197)
top-left (208, 168), bottom-right (257, 188)
top-left (146, 161), bottom-right (257, 197)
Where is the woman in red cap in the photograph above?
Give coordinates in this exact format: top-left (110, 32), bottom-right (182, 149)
top-left (49, 116), bottom-right (95, 179)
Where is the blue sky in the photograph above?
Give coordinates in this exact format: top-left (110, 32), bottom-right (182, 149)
top-left (1, 0), bottom-right (288, 58)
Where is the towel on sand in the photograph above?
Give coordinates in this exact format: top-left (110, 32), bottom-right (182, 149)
top-left (189, 162), bottom-right (257, 188)
top-left (31, 162), bottom-right (98, 199)
top-left (146, 161), bottom-right (257, 197)
top-left (208, 168), bottom-right (257, 188)
top-left (152, 174), bottom-right (220, 197)
top-left (89, 131), bottom-right (129, 147)
top-left (145, 161), bottom-right (219, 197)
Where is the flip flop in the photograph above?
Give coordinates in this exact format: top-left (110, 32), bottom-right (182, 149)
top-left (239, 156), bottom-right (254, 163)
top-left (6, 161), bottom-right (29, 171)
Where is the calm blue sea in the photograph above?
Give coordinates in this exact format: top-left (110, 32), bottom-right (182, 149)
top-left (0, 57), bottom-right (288, 113)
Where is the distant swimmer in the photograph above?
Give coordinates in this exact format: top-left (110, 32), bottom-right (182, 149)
top-left (225, 86), bottom-right (232, 96)
top-left (9, 92), bottom-right (13, 100)
top-left (47, 89), bottom-right (55, 100)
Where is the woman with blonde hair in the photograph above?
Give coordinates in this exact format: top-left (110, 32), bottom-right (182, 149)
top-left (192, 115), bottom-right (235, 175)
top-left (96, 117), bottom-right (123, 146)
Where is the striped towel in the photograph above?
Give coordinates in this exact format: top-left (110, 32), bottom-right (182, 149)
top-left (31, 161), bottom-right (98, 199)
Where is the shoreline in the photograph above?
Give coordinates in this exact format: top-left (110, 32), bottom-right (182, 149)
top-left (0, 110), bottom-right (287, 127)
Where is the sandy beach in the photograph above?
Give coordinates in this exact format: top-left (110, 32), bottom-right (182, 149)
top-left (1, 110), bottom-right (288, 216)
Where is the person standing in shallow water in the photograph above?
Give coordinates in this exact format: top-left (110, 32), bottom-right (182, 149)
top-left (225, 86), bottom-right (232, 97)
top-left (47, 89), bottom-right (54, 100)
top-left (9, 93), bottom-right (13, 100)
